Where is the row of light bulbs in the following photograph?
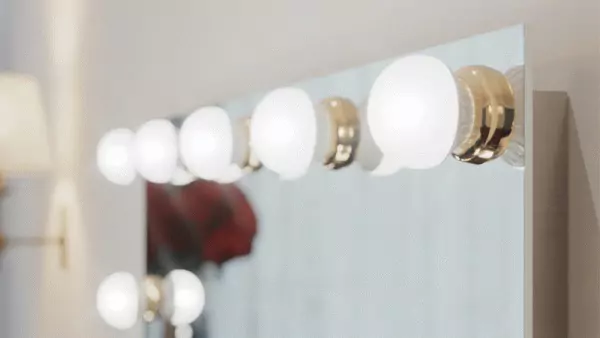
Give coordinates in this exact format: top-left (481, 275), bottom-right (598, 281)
top-left (97, 55), bottom-right (523, 186)
top-left (97, 270), bottom-right (206, 330)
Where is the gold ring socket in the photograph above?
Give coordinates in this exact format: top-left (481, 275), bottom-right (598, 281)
top-left (319, 98), bottom-right (360, 169)
top-left (452, 66), bottom-right (516, 164)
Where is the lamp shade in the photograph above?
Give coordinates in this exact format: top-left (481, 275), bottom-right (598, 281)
top-left (0, 73), bottom-right (52, 173)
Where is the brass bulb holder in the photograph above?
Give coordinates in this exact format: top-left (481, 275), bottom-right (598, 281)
top-left (233, 117), bottom-right (262, 172)
top-left (452, 65), bottom-right (516, 164)
top-left (316, 97), bottom-right (361, 170)
top-left (143, 275), bottom-right (164, 323)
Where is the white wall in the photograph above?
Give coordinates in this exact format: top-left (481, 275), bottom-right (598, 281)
top-left (1, 0), bottom-right (598, 338)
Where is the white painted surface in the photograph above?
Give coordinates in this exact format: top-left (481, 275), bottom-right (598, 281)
top-left (0, 0), bottom-right (598, 338)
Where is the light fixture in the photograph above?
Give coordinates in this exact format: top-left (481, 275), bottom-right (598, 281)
top-left (98, 270), bottom-right (206, 330)
top-left (367, 54), bottom-right (515, 174)
top-left (170, 165), bottom-right (196, 186)
top-left (97, 129), bottom-right (136, 185)
top-left (314, 98), bottom-right (361, 170)
top-left (251, 88), bottom-right (362, 179)
top-left (132, 119), bottom-right (178, 184)
top-left (97, 272), bottom-right (140, 330)
top-left (179, 107), bottom-right (234, 181)
top-left (0, 73), bottom-right (52, 182)
top-left (250, 87), bottom-right (317, 179)
top-left (0, 73), bottom-right (68, 268)
top-left (162, 269), bottom-right (206, 326)
top-left (216, 117), bottom-right (262, 184)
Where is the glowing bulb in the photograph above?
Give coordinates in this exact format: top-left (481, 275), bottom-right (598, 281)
top-left (96, 129), bottom-right (136, 185)
top-left (97, 272), bottom-right (139, 330)
top-left (170, 166), bottom-right (196, 186)
top-left (250, 87), bottom-right (316, 179)
top-left (175, 325), bottom-right (194, 338)
top-left (163, 270), bottom-right (206, 326)
top-left (367, 55), bottom-right (460, 173)
top-left (180, 107), bottom-right (234, 181)
top-left (132, 119), bottom-right (178, 183)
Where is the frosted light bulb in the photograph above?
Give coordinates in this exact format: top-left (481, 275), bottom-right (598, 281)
top-left (367, 55), bottom-right (460, 174)
top-left (250, 87), bottom-right (316, 179)
top-left (162, 270), bottom-right (206, 326)
top-left (132, 119), bottom-right (178, 183)
top-left (170, 166), bottom-right (196, 186)
top-left (180, 107), bottom-right (234, 181)
top-left (97, 272), bottom-right (139, 330)
top-left (97, 129), bottom-right (136, 185)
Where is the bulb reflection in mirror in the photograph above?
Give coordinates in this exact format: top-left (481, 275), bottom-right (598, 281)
top-left (163, 270), bottom-right (206, 326)
top-left (175, 324), bottom-right (194, 338)
top-left (367, 55), bottom-right (460, 174)
top-left (97, 129), bottom-right (136, 185)
top-left (251, 87), bottom-right (317, 180)
top-left (180, 107), bottom-right (234, 181)
top-left (132, 119), bottom-right (178, 184)
top-left (97, 272), bottom-right (139, 330)
top-left (170, 166), bottom-right (196, 186)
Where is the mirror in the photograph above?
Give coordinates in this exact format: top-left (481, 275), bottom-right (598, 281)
top-left (145, 25), bottom-right (525, 338)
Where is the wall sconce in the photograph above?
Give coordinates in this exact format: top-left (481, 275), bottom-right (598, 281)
top-left (0, 73), bottom-right (65, 267)
top-left (97, 270), bottom-right (206, 330)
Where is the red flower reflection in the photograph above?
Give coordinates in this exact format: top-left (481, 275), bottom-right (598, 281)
top-left (147, 180), bottom-right (257, 273)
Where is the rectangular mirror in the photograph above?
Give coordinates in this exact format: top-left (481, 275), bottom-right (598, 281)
top-left (146, 25), bottom-right (526, 338)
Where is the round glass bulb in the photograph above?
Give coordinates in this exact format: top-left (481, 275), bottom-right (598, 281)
top-left (170, 166), bottom-right (196, 186)
top-left (132, 119), bottom-right (178, 184)
top-left (367, 55), bottom-right (459, 173)
top-left (97, 272), bottom-right (139, 330)
top-left (163, 270), bottom-right (206, 326)
top-left (96, 129), bottom-right (136, 185)
top-left (250, 87), bottom-right (316, 179)
top-left (180, 107), bottom-right (234, 181)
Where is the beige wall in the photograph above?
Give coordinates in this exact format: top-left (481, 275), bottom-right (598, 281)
top-left (1, 0), bottom-right (598, 337)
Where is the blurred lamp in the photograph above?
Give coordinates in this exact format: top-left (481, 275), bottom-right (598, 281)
top-left (0, 73), bottom-right (52, 178)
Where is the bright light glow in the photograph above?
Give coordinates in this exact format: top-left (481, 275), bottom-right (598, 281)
top-left (175, 325), bottom-right (194, 338)
top-left (97, 129), bottom-right (136, 185)
top-left (97, 272), bottom-right (139, 330)
top-left (132, 119), bottom-right (178, 183)
top-left (216, 164), bottom-right (245, 184)
top-left (163, 270), bottom-right (206, 326)
top-left (171, 166), bottom-right (196, 186)
top-left (180, 107), bottom-right (233, 181)
top-left (250, 88), bottom-right (316, 179)
top-left (367, 55), bottom-right (459, 173)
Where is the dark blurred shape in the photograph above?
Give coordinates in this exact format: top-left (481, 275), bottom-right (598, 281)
top-left (147, 180), bottom-right (257, 275)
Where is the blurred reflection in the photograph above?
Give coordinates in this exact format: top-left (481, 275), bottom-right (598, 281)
top-left (147, 180), bottom-right (257, 337)
top-left (147, 180), bottom-right (257, 276)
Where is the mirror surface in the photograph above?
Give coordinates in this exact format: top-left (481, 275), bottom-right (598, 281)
top-left (146, 25), bottom-right (525, 338)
